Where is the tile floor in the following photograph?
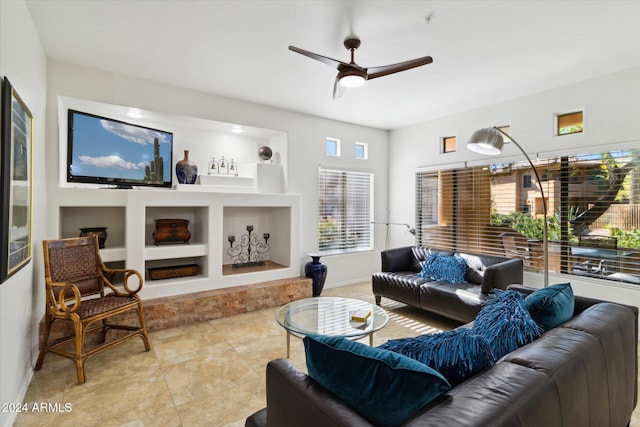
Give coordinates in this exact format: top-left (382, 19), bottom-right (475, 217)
top-left (13, 282), bottom-right (640, 427)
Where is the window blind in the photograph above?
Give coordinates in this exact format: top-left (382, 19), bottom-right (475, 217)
top-left (558, 111), bottom-right (584, 135)
top-left (319, 167), bottom-right (373, 253)
top-left (415, 147), bottom-right (640, 286)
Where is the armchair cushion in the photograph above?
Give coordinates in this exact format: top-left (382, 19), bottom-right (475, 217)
top-left (303, 334), bottom-right (450, 427)
top-left (525, 283), bottom-right (574, 331)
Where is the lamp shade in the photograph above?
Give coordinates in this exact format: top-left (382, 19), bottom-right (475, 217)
top-left (466, 128), bottom-right (504, 155)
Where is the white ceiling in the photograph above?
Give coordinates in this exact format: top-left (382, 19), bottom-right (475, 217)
top-left (25, 0), bottom-right (640, 130)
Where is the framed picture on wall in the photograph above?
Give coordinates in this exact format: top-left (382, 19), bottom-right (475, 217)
top-left (1, 76), bottom-right (33, 283)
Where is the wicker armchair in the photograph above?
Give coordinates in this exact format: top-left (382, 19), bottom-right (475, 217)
top-left (36, 235), bottom-right (151, 384)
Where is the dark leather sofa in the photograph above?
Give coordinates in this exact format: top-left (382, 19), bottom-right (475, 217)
top-left (372, 246), bottom-right (524, 323)
top-left (245, 286), bottom-right (638, 427)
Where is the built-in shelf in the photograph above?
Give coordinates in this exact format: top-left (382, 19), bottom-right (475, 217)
top-left (51, 98), bottom-right (297, 299)
top-left (100, 247), bottom-right (126, 262)
top-left (59, 205), bottom-right (126, 249)
top-left (144, 243), bottom-right (208, 261)
top-left (222, 260), bottom-right (286, 276)
top-left (78, 188), bottom-right (299, 299)
top-left (178, 163), bottom-right (285, 193)
top-left (52, 185), bottom-right (299, 300)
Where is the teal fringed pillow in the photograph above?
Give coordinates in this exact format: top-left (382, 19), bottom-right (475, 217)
top-left (379, 328), bottom-right (496, 386)
top-left (304, 335), bottom-right (450, 427)
top-left (525, 283), bottom-right (574, 331)
top-left (473, 290), bottom-right (543, 359)
top-left (418, 254), bottom-right (467, 283)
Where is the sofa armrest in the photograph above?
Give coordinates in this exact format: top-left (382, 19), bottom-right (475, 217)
top-left (480, 258), bottom-right (523, 293)
top-left (509, 284), bottom-right (638, 416)
top-left (381, 246), bottom-right (420, 273)
top-left (265, 359), bottom-right (374, 427)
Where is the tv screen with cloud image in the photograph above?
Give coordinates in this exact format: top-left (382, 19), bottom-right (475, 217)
top-left (67, 109), bottom-right (173, 188)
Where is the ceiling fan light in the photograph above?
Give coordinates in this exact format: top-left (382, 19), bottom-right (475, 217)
top-left (339, 74), bottom-right (366, 88)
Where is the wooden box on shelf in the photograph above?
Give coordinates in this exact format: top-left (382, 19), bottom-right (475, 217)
top-left (152, 219), bottom-right (191, 245)
top-left (148, 264), bottom-right (199, 280)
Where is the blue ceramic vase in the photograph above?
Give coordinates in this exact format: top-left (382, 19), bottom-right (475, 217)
top-left (305, 254), bottom-right (327, 297)
top-left (176, 150), bottom-right (198, 184)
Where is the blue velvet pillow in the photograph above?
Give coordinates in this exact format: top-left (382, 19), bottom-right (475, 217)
top-left (418, 254), bottom-right (467, 283)
top-left (525, 283), bottom-right (574, 331)
top-left (304, 335), bottom-right (450, 427)
top-left (472, 290), bottom-right (543, 359)
top-left (379, 328), bottom-right (496, 386)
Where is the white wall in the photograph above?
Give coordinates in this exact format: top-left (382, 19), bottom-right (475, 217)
top-left (388, 67), bottom-right (640, 310)
top-left (7, 2), bottom-right (638, 419)
top-left (0, 1), bottom-right (47, 427)
top-left (44, 61), bottom-right (390, 288)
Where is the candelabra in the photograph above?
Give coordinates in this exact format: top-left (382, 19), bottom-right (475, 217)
top-left (227, 225), bottom-right (270, 268)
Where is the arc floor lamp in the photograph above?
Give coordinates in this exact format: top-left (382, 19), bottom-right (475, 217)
top-left (467, 127), bottom-right (549, 287)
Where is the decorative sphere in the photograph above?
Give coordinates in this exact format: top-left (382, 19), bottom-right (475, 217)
top-left (258, 146), bottom-right (273, 162)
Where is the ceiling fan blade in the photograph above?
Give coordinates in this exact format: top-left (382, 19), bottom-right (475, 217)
top-left (289, 45), bottom-right (348, 70)
top-left (333, 77), bottom-right (346, 99)
top-left (367, 56), bottom-right (433, 80)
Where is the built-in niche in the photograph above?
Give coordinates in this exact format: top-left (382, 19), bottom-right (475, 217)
top-left (222, 206), bottom-right (291, 275)
top-left (57, 96), bottom-right (289, 192)
top-left (52, 97), bottom-right (299, 298)
top-left (144, 206), bottom-right (208, 246)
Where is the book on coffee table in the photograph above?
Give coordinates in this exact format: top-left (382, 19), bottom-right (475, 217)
top-left (350, 309), bottom-right (372, 323)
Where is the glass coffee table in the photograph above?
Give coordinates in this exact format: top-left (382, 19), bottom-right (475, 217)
top-left (275, 297), bottom-right (389, 358)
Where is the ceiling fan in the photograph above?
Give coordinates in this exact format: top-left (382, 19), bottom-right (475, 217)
top-left (289, 37), bottom-right (433, 99)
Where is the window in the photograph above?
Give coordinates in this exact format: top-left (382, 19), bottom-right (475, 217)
top-left (415, 146), bottom-right (640, 286)
top-left (442, 136), bottom-right (456, 153)
top-left (326, 138), bottom-right (340, 156)
top-left (522, 174), bottom-right (532, 188)
top-left (318, 167), bottom-right (373, 253)
top-left (557, 111), bottom-right (583, 135)
top-left (416, 173), bottom-right (439, 228)
top-left (355, 142), bottom-right (368, 160)
top-left (497, 125), bottom-right (511, 141)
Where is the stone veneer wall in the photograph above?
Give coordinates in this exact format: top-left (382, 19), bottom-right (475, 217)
top-left (140, 276), bottom-right (313, 331)
top-left (39, 276), bottom-right (313, 343)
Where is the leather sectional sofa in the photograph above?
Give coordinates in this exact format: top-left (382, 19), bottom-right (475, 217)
top-left (245, 286), bottom-right (638, 427)
top-left (372, 246), bottom-right (524, 323)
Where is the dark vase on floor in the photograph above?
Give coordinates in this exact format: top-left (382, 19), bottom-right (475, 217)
top-left (305, 254), bottom-right (327, 297)
top-left (175, 149), bottom-right (198, 184)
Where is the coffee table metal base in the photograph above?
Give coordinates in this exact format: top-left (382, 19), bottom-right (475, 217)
top-left (275, 297), bottom-right (389, 358)
top-left (283, 328), bottom-right (377, 358)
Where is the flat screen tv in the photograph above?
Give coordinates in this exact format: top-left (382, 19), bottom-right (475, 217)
top-left (67, 109), bottom-right (173, 188)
